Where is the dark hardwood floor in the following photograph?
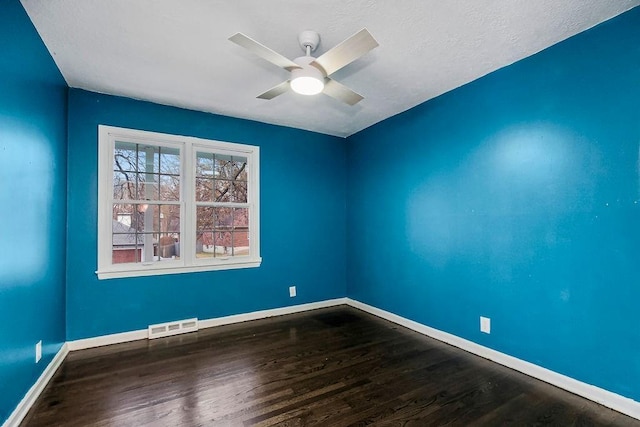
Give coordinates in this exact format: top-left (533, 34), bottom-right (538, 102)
top-left (21, 306), bottom-right (639, 426)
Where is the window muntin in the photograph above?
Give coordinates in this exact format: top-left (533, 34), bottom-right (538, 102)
top-left (97, 126), bottom-right (260, 279)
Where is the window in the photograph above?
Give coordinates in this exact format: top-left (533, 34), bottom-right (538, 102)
top-left (97, 125), bottom-right (260, 279)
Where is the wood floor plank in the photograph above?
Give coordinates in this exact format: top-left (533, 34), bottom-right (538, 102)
top-left (19, 306), bottom-right (640, 426)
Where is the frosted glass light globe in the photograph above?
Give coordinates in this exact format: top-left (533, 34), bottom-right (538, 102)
top-left (290, 56), bottom-right (325, 96)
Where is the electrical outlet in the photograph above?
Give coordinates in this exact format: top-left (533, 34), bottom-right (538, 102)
top-left (35, 340), bottom-right (42, 363)
top-left (289, 286), bottom-right (296, 297)
top-left (480, 316), bottom-right (491, 334)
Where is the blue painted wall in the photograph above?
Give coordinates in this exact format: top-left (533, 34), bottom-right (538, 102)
top-left (0, 0), bottom-right (68, 423)
top-left (347, 7), bottom-right (640, 400)
top-left (66, 89), bottom-right (347, 340)
top-left (3, 0), bottom-right (638, 421)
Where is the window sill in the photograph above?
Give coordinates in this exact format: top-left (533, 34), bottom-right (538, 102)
top-left (96, 258), bottom-right (262, 280)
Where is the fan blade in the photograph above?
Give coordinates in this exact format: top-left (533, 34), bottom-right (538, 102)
top-left (311, 28), bottom-right (378, 76)
top-left (323, 79), bottom-right (364, 106)
top-left (229, 33), bottom-right (301, 71)
top-left (257, 81), bottom-right (290, 100)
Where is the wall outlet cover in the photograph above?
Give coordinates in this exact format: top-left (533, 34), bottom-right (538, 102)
top-left (289, 286), bottom-right (296, 297)
top-left (35, 340), bottom-right (42, 363)
top-left (480, 316), bottom-right (491, 334)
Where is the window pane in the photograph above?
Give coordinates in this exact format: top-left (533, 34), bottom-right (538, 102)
top-left (216, 231), bottom-right (233, 256)
top-left (198, 153), bottom-right (248, 202)
top-left (196, 233), bottom-right (215, 258)
top-left (196, 206), bottom-right (215, 231)
top-left (232, 208), bottom-right (249, 257)
top-left (233, 207), bottom-right (249, 228)
top-left (231, 157), bottom-right (248, 181)
top-left (135, 148), bottom-right (147, 172)
top-left (215, 154), bottom-right (232, 179)
top-left (136, 173), bottom-right (159, 200)
top-left (136, 145), bottom-right (159, 173)
top-left (158, 232), bottom-right (180, 259)
top-left (214, 207), bottom-right (233, 230)
top-left (193, 208), bottom-right (251, 257)
top-left (112, 204), bottom-right (144, 233)
top-left (232, 232), bottom-right (250, 256)
top-left (195, 177), bottom-right (213, 202)
top-left (196, 152), bottom-right (214, 178)
top-left (159, 149), bottom-right (180, 175)
top-left (232, 181), bottom-right (247, 203)
top-left (159, 204), bottom-right (181, 234)
top-left (196, 206), bottom-right (214, 258)
top-left (112, 246), bottom-right (142, 264)
top-left (236, 164), bottom-right (248, 182)
top-left (159, 175), bottom-right (180, 202)
top-left (215, 155), bottom-right (247, 180)
top-left (114, 142), bottom-right (137, 172)
top-left (113, 171), bottom-right (135, 200)
top-left (214, 179), bottom-right (232, 202)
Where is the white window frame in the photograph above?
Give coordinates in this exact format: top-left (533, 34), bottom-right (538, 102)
top-left (97, 125), bottom-right (261, 280)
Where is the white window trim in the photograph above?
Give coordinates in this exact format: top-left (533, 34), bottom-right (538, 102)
top-left (96, 125), bottom-right (261, 280)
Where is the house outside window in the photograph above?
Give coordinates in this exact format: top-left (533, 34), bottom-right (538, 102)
top-left (97, 125), bottom-right (260, 279)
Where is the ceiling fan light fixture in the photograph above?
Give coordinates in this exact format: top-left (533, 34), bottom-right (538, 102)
top-left (291, 75), bottom-right (324, 95)
top-left (290, 58), bottom-right (325, 96)
top-left (229, 29), bottom-right (378, 104)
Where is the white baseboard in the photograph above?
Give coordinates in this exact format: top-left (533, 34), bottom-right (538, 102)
top-left (67, 329), bottom-right (147, 351)
top-left (199, 298), bottom-right (348, 329)
top-left (3, 343), bottom-right (69, 427)
top-left (67, 298), bottom-right (349, 351)
top-left (345, 298), bottom-right (640, 421)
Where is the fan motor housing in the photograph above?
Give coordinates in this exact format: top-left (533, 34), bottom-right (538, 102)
top-left (292, 56), bottom-right (325, 76)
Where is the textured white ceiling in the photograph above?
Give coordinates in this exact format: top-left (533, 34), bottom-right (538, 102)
top-left (21, 0), bottom-right (640, 137)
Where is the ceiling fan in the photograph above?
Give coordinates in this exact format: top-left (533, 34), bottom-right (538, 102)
top-left (229, 28), bottom-right (378, 105)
